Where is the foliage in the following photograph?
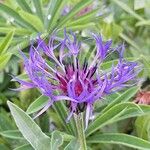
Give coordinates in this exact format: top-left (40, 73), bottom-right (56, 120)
top-left (0, 0), bottom-right (150, 150)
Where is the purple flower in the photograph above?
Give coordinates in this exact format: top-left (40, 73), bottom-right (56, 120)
top-left (14, 30), bottom-right (139, 128)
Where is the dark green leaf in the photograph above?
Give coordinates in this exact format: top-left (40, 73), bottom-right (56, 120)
top-left (16, 0), bottom-right (32, 13)
top-left (113, 0), bottom-right (145, 21)
top-left (102, 86), bottom-right (139, 113)
top-left (0, 31), bottom-right (14, 54)
top-left (14, 144), bottom-right (33, 150)
top-left (86, 102), bottom-right (143, 137)
top-left (57, 0), bottom-right (93, 28)
top-left (0, 53), bottom-right (11, 70)
top-left (87, 133), bottom-right (150, 150)
top-left (0, 3), bottom-right (36, 31)
top-left (32, 0), bottom-right (44, 22)
top-left (18, 10), bottom-right (44, 32)
top-left (0, 130), bottom-right (24, 140)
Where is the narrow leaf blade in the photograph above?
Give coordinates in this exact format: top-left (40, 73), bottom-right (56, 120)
top-left (0, 31), bottom-right (14, 54)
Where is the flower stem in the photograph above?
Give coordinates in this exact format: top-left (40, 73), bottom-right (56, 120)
top-left (74, 113), bottom-right (87, 150)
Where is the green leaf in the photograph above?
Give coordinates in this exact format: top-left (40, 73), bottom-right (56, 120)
top-left (0, 3), bottom-right (36, 31)
top-left (11, 73), bottom-right (29, 81)
top-left (0, 110), bottom-right (16, 131)
top-left (16, 0), bottom-right (32, 13)
top-left (119, 33), bottom-right (141, 51)
top-left (101, 57), bottom-right (138, 70)
top-left (67, 23), bottom-right (95, 31)
top-left (87, 133), bottom-right (150, 150)
top-left (64, 139), bottom-right (80, 150)
top-left (8, 32), bottom-right (47, 54)
top-left (135, 115), bottom-right (150, 140)
top-left (140, 55), bottom-right (150, 78)
top-left (0, 130), bottom-right (24, 140)
top-left (0, 53), bottom-right (11, 70)
top-left (0, 27), bottom-right (31, 35)
top-left (48, 0), bottom-right (68, 30)
top-left (85, 102), bottom-right (143, 137)
top-left (18, 10), bottom-right (44, 32)
top-left (102, 86), bottom-right (139, 113)
top-left (53, 101), bottom-right (76, 135)
top-left (0, 129), bottom-right (74, 141)
top-left (50, 131), bottom-right (63, 150)
top-left (57, 0), bottom-right (93, 28)
top-left (45, 0), bottom-right (60, 29)
top-left (113, 0), bottom-right (145, 21)
top-left (65, 8), bottom-right (100, 27)
top-left (32, 0), bottom-right (44, 22)
top-left (14, 144), bottom-right (33, 150)
top-left (56, 131), bottom-right (74, 142)
top-left (113, 105), bottom-right (150, 123)
top-left (100, 22), bottom-right (123, 39)
top-left (136, 20), bottom-right (150, 26)
top-left (7, 101), bottom-right (51, 150)
top-left (26, 95), bottom-right (49, 114)
top-left (0, 31), bottom-right (14, 54)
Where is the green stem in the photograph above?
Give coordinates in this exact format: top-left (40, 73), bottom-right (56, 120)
top-left (74, 113), bottom-right (87, 150)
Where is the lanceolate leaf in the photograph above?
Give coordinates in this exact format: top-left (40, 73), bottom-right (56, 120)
top-left (0, 31), bottom-right (14, 54)
top-left (32, 0), bottom-right (44, 22)
top-left (16, 0), bottom-right (32, 13)
top-left (8, 32), bottom-right (47, 54)
top-left (0, 53), bottom-right (11, 70)
top-left (67, 23), bottom-right (95, 31)
top-left (116, 105), bottom-right (150, 122)
top-left (87, 133), bottom-right (150, 150)
top-left (48, 0), bottom-right (68, 31)
top-left (0, 3), bottom-right (36, 31)
top-left (135, 115), bottom-right (150, 140)
top-left (65, 8), bottom-right (100, 27)
top-left (53, 101), bottom-right (76, 135)
top-left (57, 0), bottom-right (93, 28)
top-left (0, 130), bottom-right (24, 140)
top-left (14, 144), bottom-right (33, 150)
top-left (26, 95), bottom-right (49, 114)
top-left (119, 33), bottom-right (141, 51)
top-left (136, 20), bottom-right (150, 26)
top-left (27, 95), bottom-right (76, 136)
top-left (112, 0), bottom-right (145, 21)
top-left (64, 139), bottom-right (80, 150)
top-left (50, 131), bottom-right (63, 150)
top-left (85, 102), bottom-right (143, 137)
top-left (0, 27), bottom-right (31, 35)
top-left (7, 101), bottom-right (51, 150)
top-left (102, 86), bottom-right (139, 113)
top-left (45, 0), bottom-right (59, 29)
top-left (18, 10), bottom-right (44, 32)
top-left (101, 57), bottom-right (139, 70)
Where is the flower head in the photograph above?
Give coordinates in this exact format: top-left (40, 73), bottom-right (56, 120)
top-left (14, 30), bottom-right (139, 128)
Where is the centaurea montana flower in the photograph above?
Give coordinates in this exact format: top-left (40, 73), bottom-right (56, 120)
top-left (13, 30), bottom-right (140, 128)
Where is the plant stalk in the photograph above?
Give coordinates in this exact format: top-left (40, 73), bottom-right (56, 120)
top-left (74, 113), bottom-right (87, 150)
